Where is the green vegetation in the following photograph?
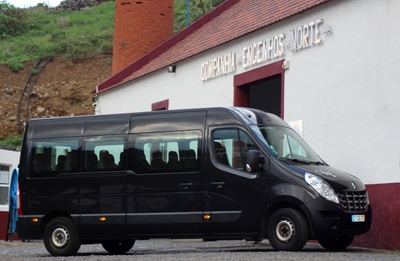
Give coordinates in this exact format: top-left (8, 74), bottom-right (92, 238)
top-left (0, 0), bottom-right (225, 69)
top-left (174, 0), bottom-right (225, 33)
top-left (0, 1), bottom-right (115, 70)
top-left (0, 0), bottom-right (226, 70)
top-left (0, 0), bottom-right (32, 38)
top-left (0, 1), bottom-right (226, 144)
top-left (0, 136), bottom-right (23, 147)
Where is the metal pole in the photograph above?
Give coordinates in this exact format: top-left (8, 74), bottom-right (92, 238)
top-left (186, 0), bottom-right (190, 26)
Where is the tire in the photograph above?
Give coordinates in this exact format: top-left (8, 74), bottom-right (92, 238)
top-left (102, 239), bottom-right (135, 254)
top-left (318, 237), bottom-right (354, 250)
top-left (267, 208), bottom-right (309, 251)
top-left (43, 217), bottom-right (81, 256)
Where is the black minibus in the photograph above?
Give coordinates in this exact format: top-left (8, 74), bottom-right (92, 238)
top-left (16, 107), bottom-right (372, 256)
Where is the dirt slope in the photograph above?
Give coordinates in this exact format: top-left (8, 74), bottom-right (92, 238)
top-left (0, 55), bottom-right (112, 140)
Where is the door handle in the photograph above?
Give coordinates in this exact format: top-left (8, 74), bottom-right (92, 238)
top-left (179, 182), bottom-right (193, 189)
top-left (210, 181), bottom-right (225, 188)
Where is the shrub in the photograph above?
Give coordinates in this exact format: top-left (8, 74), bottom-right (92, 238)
top-left (9, 62), bottom-right (24, 72)
top-left (0, 1), bottom-right (29, 38)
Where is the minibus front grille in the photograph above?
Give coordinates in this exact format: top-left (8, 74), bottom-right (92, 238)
top-left (338, 191), bottom-right (368, 212)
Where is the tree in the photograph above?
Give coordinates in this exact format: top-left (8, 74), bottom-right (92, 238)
top-left (174, 0), bottom-right (226, 33)
top-left (0, 1), bottom-right (30, 38)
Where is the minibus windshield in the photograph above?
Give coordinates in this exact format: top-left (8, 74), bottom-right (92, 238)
top-left (250, 125), bottom-right (324, 164)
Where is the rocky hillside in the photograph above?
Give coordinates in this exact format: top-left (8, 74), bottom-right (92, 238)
top-left (0, 0), bottom-right (114, 140)
top-left (0, 55), bottom-right (112, 140)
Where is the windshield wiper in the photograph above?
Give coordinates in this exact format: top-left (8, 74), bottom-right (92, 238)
top-left (310, 161), bottom-right (325, 165)
top-left (279, 157), bottom-right (311, 165)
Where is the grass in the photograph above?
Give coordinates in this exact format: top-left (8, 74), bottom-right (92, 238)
top-left (0, 2), bottom-right (115, 69)
top-left (0, 136), bottom-right (23, 147)
top-left (0, 0), bottom-right (227, 70)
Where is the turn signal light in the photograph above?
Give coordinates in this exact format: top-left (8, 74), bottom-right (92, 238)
top-left (32, 218), bottom-right (39, 223)
top-left (204, 215), bottom-right (211, 219)
top-left (100, 217), bottom-right (106, 221)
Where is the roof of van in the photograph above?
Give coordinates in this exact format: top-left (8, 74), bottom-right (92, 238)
top-left (25, 107), bottom-right (288, 139)
top-left (26, 107), bottom-right (287, 127)
top-left (27, 107), bottom-right (279, 121)
top-left (97, 0), bottom-right (332, 93)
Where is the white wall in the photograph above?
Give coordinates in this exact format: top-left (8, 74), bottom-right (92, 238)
top-left (96, 42), bottom-right (238, 114)
top-left (0, 149), bottom-right (20, 212)
top-left (98, 0), bottom-right (400, 185)
top-left (282, 0), bottom-right (400, 185)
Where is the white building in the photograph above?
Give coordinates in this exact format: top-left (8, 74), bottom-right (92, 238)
top-left (96, 0), bottom-right (400, 250)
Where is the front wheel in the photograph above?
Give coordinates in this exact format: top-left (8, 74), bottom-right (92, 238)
top-left (318, 237), bottom-right (354, 250)
top-left (43, 217), bottom-right (81, 256)
top-left (267, 208), bottom-right (309, 251)
top-left (102, 239), bottom-right (135, 254)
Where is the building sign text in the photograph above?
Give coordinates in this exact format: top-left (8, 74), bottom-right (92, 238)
top-left (200, 52), bottom-right (236, 82)
top-left (200, 19), bottom-right (331, 81)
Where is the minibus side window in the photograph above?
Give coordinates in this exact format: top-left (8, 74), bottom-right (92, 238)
top-left (128, 131), bottom-right (201, 174)
top-left (31, 139), bottom-right (80, 177)
top-left (83, 136), bottom-right (125, 172)
top-left (212, 129), bottom-right (258, 172)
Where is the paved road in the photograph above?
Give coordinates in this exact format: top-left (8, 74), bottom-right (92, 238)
top-left (1, 239), bottom-right (399, 261)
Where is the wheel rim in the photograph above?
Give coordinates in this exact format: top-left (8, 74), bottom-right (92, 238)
top-left (51, 226), bottom-right (69, 248)
top-left (275, 218), bottom-right (295, 242)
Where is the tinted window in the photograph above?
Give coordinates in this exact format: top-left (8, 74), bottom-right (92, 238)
top-left (212, 129), bottom-right (258, 172)
top-left (31, 139), bottom-right (80, 177)
top-left (128, 131), bottom-right (202, 174)
top-left (83, 136), bottom-right (126, 171)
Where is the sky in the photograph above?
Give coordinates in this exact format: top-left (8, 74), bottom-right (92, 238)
top-left (6, 0), bottom-right (62, 8)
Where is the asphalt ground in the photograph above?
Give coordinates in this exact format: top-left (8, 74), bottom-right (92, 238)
top-left (1, 239), bottom-right (399, 261)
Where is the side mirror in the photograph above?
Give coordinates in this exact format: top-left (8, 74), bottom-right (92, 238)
top-left (246, 150), bottom-right (263, 173)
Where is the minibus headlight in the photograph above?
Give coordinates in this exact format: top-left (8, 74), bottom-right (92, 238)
top-left (305, 173), bottom-right (339, 204)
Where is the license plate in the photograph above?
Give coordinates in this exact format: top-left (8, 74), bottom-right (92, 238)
top-left (351, 215), bottom-right (365, 222)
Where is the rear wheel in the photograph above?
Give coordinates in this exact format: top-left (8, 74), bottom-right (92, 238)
top-left (267, 208), bottom-right (309, 251)
top-left (318, 237), bottom-right (354, 250)
top-left (102, 239), bottom-right (135, 254)
top-left (43, 217), bottom-right (81, 256)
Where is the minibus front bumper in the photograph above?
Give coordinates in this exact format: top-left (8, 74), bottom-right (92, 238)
top-left (301, 197), bottom-right (372, 239)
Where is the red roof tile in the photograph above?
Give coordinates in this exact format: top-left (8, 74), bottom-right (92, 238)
top-left (98, 0), bottom-right (331, 93)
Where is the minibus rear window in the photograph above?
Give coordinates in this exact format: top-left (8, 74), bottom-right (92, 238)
top-left (30, 139), bottom-right (80, 177)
